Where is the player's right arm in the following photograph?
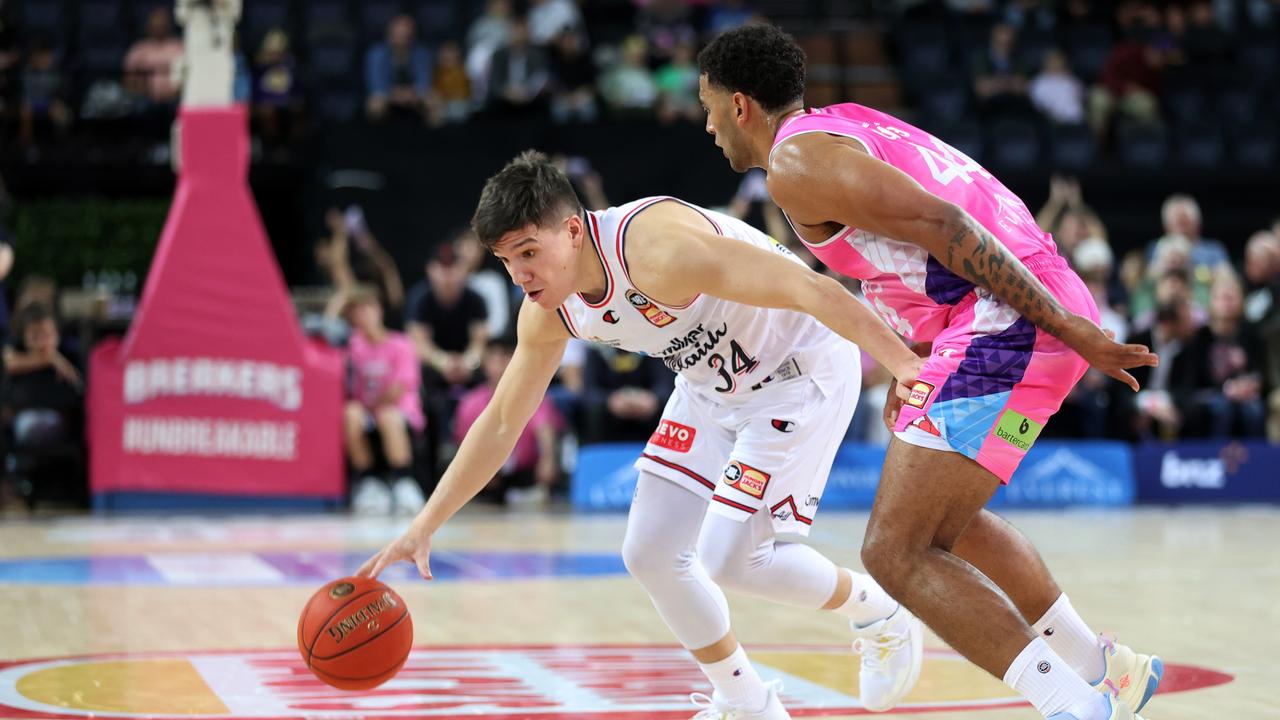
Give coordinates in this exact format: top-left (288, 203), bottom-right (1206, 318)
top-left (768, 136), bottom-right (1157, 391)
top-left (357, 300), bottom-right (569, 580)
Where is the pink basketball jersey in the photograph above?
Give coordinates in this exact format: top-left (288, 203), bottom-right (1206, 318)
top-left (770, 103), bottom-right (1057, 343)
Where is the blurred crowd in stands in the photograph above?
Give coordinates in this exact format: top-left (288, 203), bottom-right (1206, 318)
top-left (3, 0), bottom-right (1275, 168)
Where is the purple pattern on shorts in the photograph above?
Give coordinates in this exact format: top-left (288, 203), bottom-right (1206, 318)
top-left (924, 255), bottom-right (976, 305)
top-left (937, 317), bottom-right (1037, 402)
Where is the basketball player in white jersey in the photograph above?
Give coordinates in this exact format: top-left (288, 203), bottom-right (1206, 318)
top-left (359, 151), bottom-right (926, 718)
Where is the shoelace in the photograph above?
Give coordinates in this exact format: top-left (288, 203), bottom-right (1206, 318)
top-left (853, 633), bottom-right (911, 673)
top-left (688, 691), bottom-right (735, 719)
top-left (688, 680), bottom-right (784, 719)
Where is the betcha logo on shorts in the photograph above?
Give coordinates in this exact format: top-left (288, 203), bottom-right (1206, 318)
top-left (994, 410), bottom-right (1043, 451)
top-left (650, 420), bottom-right (695, 453)
top-left (724, 460), bottom-right (770, 499)
top-left (906, 380), bottom-right (935, 409)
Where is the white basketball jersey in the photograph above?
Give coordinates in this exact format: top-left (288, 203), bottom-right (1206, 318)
top-left (556, 197), bottom-right (845, 400)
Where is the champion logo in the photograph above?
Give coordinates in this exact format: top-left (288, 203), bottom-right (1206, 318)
top-left (603, 310), bottom-right (619, 324)
top-left (1037, 661), bottom-right (1052, 674)
top-left (771, 419), bottom-right (795, 433)
top-left (1044, 627), bottom-right (1055, 637)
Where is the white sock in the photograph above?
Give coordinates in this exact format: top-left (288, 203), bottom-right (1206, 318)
top-left (835, 569), bottom-right (901, 627)
top-left (1033, 594), bottom-right (1106, 684)
top-left (1003, 637), bottom-right (1111, 719)
top-left (700, 645), bottom-right (768, 712)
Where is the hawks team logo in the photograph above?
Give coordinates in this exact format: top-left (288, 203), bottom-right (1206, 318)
top-left (906, 380), bottom-right (936, 409)
top-left (603, 310), bottom-right (620, 324)
top-left (723, 460), bottom-right (770, 499)
top-left (625, 290), bottom-right (677, 328)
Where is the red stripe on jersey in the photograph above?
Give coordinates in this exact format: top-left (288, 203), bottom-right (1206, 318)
top-left (578, 212), bottom-right (614, 308)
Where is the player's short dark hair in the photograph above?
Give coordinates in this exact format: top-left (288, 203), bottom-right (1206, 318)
top-left (472, 150), bottom-right (584, 250)
top-left (697, 23), bottom-right (806, 113)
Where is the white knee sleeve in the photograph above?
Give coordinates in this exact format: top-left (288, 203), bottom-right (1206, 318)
top-left (622, 472), bottom-right (731, 650)
top-left (697, 510), bottom-right (840, 610)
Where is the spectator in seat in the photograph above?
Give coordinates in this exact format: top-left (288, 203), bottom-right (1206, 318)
top-left (1029, 48), bottom-right (1085, 125)
top-left (970, 22), bottom-right (1032, 117)
top-left (1128, 294), bottom-right (1198, 440)
top-left (527, 0), bottom-right (584, 46)
top-left (408, 241), bottom-right (490, 396)
top-left (465, 0), bottom-right (514, 100)
top-left (638, 0), bottom-right (696, 67)
top-left (123, 7), bottom-right (184, 107)
top-left (1, 303), bottom-right (85, 506)
top-left (251, 29), bottom-right (304, 145)
top-left (18, 38), bottom-right (70, 150)
top-left (1176, 269), bottom-right (1267, 438)
top-left (454, 338), bottom-right (564, 507)
top-left (1243, 230), bottom-right (1280, 324)
top-left (581, 346), bottom-right (673, 444)
top-left (1130, 246), bottom-right (1210, 333)
top-left (599, 35), bottom-right (658, 114)
top-left (1088, 20), bottom-right (1165, 138)
top-left (365, 14), bottom-right (432, 123)
top-left (429, 41), bottom-right (472, 125)
top-left (1144, 194), bottom-right (1228, 272)
top-left (486, 16), bottom-right (550, 116)
top-left (343, 290), bottom-right (427, 516)
top-left (655, 40), bottom-right (701, 124)
top-left (549, 29), bottom-right (598, 123)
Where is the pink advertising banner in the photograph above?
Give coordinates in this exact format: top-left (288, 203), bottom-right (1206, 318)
top-left (89, 106), bottom-right (344, 502)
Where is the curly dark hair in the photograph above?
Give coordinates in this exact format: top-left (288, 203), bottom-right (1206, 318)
top-left (471, 150), bottom-right (584, 249)
top-left (697, 24), bottom-right (806, 113)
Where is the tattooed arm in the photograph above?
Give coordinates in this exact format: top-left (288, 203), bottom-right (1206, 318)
top-left (767, 134), bottom-right (1157, 389)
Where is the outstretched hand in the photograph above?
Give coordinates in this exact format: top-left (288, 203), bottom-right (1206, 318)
top-left (357, 529), bottom-right (434, 581)
top-left (1064, 316), bottom-right (1158, 392)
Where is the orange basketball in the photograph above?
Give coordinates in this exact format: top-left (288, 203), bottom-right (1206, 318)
top-left (297, 576), bottom-right (413, 690)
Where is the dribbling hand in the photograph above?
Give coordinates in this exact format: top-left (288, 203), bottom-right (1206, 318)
top-left (357, 530), bottom-right (433, 581)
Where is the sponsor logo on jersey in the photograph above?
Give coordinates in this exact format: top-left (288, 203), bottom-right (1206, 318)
top-left (661, 322), bottom-right (729, 372)
top-left (650, 420), bottom-right (696, 453)
top-left (723, 460), bottom-right (770, 499)
top-left (994, 409), bottom-right (1043, 451)
top-left (625, 290), bottom-right (677, 327)
top-left (906, 381), bottom-right (935, 409)
top-left (603, 310), bottom-right (619, 324)
top-left (770, 419), bottom-right (795, 433)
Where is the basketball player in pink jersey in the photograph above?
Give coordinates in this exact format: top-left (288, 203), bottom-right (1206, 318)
top-left (696, 24), bottom-right (1162, 720)
top-left (361, 151), bottom-right (929, 718)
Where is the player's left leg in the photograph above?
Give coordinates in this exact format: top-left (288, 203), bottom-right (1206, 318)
top-left (953, 495), bottom-right (1162, 712)
top-left (696, 341), bottom-right (923, 712)
top-left (623, 472), bottom-right (788, 719)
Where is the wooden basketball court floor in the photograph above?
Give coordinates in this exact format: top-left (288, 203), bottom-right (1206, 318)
top-left (0, 506), bottom-right (1274, 719)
